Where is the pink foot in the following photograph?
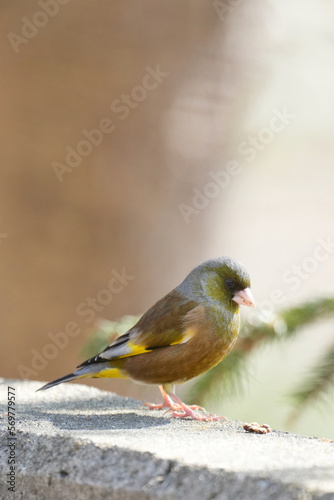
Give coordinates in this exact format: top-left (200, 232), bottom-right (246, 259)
top-left (170, 406), bottom-right (226, 422)
top-left (168, 392), bottom-right (228, 421)
top-left (142, 386), bottom-right (183, 411)
top-left (142, 385), bottom-right (226, 422)
top-left (186, 404), bottom-right (205, 411)
top-left (142, 401), bottom-right (181, 411)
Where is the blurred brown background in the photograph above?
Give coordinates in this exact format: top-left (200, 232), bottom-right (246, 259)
top-left (1, 1), bottom-right (334, 436)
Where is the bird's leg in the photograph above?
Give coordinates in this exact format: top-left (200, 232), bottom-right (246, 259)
top-left (167, 392), bottom-right (227, 422)
top-left (142, 385), bottom-right (182, 411)
top-left (163, 384), bottom-right (205, 412)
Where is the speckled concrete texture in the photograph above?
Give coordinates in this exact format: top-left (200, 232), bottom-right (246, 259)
top-left (1, 379), bottom-right (333, 500)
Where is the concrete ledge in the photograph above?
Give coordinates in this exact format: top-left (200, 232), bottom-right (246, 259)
top-left (1, 379), bottom-right (334, 500)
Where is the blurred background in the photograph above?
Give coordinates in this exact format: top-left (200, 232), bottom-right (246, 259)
top-left (1, 0), bottom-right (334, 438)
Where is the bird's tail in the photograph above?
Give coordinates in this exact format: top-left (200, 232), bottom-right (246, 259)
top-left (36, 372), bottom-right (82, 391)
top-left (36, 362), bottom-right (124, 392)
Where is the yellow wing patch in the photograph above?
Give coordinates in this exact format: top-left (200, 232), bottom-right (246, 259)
top-left (93, 368), bottom-right (128, 379)
top-left (117, 328), bottom-right (196, 359)
top-left (180, 326), bottom-right (196, 344)
top-left (117, 341), bottom-right (149, 359)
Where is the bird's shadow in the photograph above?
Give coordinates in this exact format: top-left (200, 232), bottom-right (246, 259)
top-left (17, 397), bottom-right (170, 431)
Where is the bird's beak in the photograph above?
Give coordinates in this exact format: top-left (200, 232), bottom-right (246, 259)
top-left (232, 288), bottom-right (255, 308)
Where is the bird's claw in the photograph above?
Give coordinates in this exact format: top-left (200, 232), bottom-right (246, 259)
top-left (170, 408), bottom-right (224, 422)
top-left (168, 404), bottom-right (227, 422)
top-left (142, 402), bottom-right (182, 411)
top-left (186, 404), bottom-right (205, 411)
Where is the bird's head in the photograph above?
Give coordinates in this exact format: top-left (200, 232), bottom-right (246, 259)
top-left (180, 257), bottom-right (255, 310)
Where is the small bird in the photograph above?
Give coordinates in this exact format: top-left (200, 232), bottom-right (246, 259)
top-left (38, 257), bottom-right (255, 421)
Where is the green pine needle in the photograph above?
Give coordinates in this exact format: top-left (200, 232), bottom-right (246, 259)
top-left (280, 298), bottom-right (334, 335)
top-left (287, 341), bottom-right (334, 424)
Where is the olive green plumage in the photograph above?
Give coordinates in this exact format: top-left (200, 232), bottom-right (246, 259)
top-left (38, 257), bottom-right (255, 421)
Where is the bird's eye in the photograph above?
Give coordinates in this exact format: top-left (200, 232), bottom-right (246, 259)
top-left (225, 278), bottom-right (235, 290)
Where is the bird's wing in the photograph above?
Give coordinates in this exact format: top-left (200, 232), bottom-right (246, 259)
top-left (78, 291), bottom-right (202, 367)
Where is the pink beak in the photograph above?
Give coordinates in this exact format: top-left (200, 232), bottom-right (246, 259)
top-left (232, 288), bottom-right (255, 308)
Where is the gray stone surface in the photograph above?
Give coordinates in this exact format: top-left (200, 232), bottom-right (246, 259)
top-left (1, 378), bottom-right (334, 500)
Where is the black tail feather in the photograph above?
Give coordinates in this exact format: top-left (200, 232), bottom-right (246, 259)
top-left (36, 372), bottom-right (79, 392)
